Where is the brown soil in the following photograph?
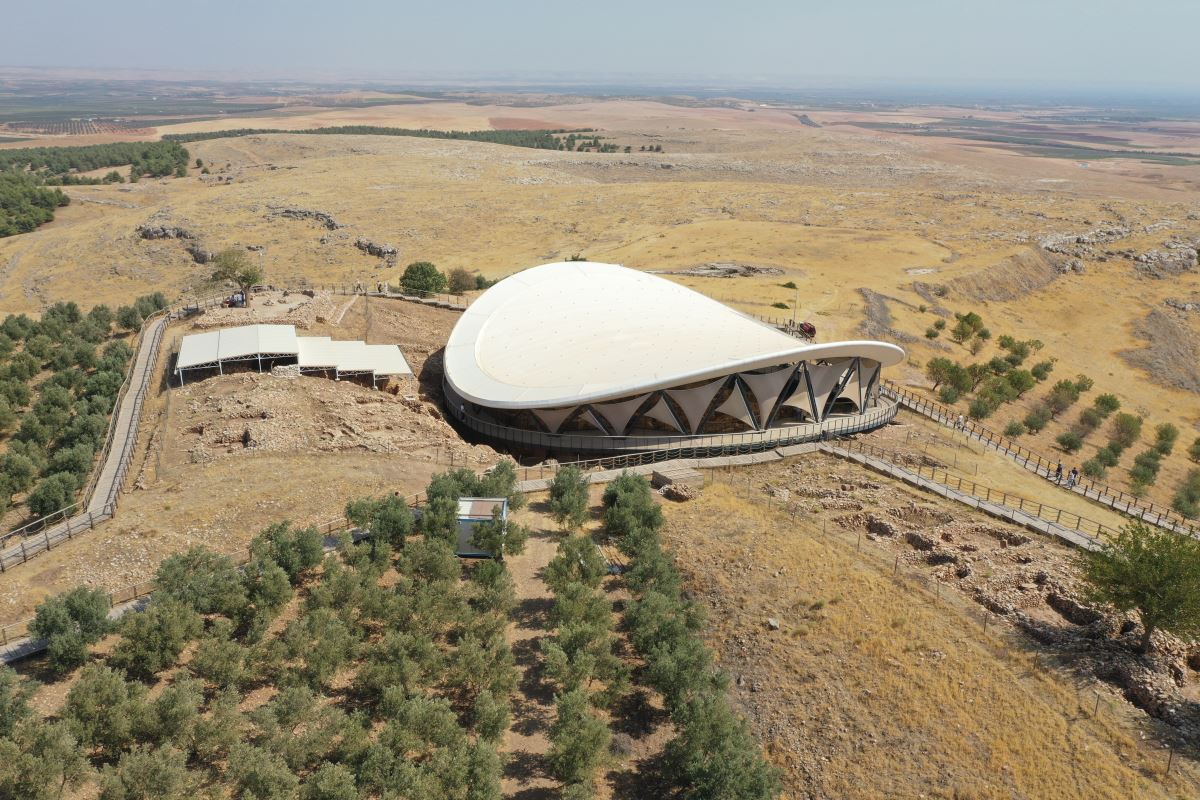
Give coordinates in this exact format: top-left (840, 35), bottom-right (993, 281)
top-left (0, 296), bottom-right (481, 627)
top-left (664, 474), bottom-right (1200, 799)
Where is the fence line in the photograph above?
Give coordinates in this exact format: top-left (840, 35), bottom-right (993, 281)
top-left (882, 381), bottom-right (1199, 536)
top-left (824, 437), bottom-right (1117, 541)
top-left (1, 493), bottom-right (428, 649)
top-left (449, 396), bottom-right (899, 458)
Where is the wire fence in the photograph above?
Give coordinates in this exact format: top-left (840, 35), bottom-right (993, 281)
top-left (882, 382), bottom-right (1199, 536)
top-left (824, 437), bottom-right (1117, 542)
top-left (0, 492), bottom-right (431, 648)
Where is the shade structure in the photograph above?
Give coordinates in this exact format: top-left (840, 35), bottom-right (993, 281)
top-left (176, 324), bottom-right (411, 384)
top-left (442, 261), bottom-right (906, 452)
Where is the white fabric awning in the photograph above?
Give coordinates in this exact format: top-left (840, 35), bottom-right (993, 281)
top-left (177, 325), bottom-right (411, 380)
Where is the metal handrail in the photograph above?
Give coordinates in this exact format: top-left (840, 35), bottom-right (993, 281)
top-left (883, 381), bottom-right (1199, 536)
top-left (825, 437), bottom-right (1118, 540)
top-left (448, 398), bottom-right (898, 460)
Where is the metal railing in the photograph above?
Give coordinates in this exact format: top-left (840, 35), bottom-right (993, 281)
top-left (825, 438), bottom-right (1118, 542)
top-left (1, 493), bottom-right (431, 648)
top-left (882, 381), bottom-right (1199, 536)
top-left (180, 283), bottom-right (468, 314)
top-left (448, 397), bottom-right (898, 457)
top-left (0, 307), bottom-right (169, 552)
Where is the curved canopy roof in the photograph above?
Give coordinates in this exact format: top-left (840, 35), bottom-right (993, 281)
top-left (444, 262), bottom-right (905, 410)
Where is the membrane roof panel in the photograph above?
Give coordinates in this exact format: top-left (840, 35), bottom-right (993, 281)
top-left (443, 262), bottom-right (906, 409)
top-left (179, 326), bottom-right (411, 379)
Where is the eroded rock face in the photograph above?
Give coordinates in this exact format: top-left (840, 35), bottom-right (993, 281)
top-left (1046, 591), bottom-right (1102, 625)
top-left (1135, 247), bottom-right (1198, 278)
top-left (355, 238), bottom-right (398, 260)
top-left (137, 224), bottom-right (194, 240)
top-left (267, 206), bottom-right (342, 230)
top-left (661, 483), bottom-right (698, 502)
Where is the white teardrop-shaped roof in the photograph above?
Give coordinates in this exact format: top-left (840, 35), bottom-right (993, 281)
top-left (443, 261), bottom-right (905, 409)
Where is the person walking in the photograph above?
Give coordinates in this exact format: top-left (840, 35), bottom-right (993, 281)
top-left (1054, 462), bottom-right (1063, 484)
top-left (1067, 467), bottom-right (1079, 488)
top-left (957, 413), bottom-right (965, 431)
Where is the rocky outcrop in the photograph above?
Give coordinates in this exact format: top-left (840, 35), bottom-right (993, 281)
top-left (138, 224), bottom-right (194, 240)
top-left (267, 206), bottom-right (342, 230)
top-left (1134, 246), bottom-right (1198, 279)
top-left (1039, 226), bottom-right (1131, 257)
top-left (661, 483), bottom-right (698, 502)
top-left (355, 238), bottom-right (397, 259)
top-left (185, 244), bottom-right (215, 264)
top-left (661, 263), bottom-right (785, 278)
top-left (1165, 298), bottom-right (1200, 314)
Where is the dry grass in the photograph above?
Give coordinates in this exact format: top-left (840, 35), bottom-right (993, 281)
top-left (870, 414), bottom-right (1138, 532)
top-left (663, 483), bottom-right (1200, 799)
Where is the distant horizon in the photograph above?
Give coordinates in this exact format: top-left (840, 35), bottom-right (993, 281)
top-left (4, 0), bottom-right (1198, 98)
top-left (4, 65), bottom-right (1200, 114)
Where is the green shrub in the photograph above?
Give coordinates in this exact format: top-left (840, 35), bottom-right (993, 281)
top-left (924, 327), bottom-right (939, 339)
top-left (227, 743), bottom-right (299, 800)
top-left (155, 547), bottom-right (247, 618)
top-left (399, 261), bottom-right (447, 295)
top-left (1005, 369), bottom-right (1035, 396)
top-left (1110, 413), bottom-right (1143, 448)
top-left (1031, 360), bottom-right (1055, 381)
top-left (1045, 379), bottom-right (1081, 416)
top-left (98, 745), bottom-right (189, 800)
top-left (549, 466), bottom-right (590, 531)
top-left (1096, 445), bottom-right (1120, 468)
top-left (770, 302), bottom-right (789, 310)
top-left (0, 666), bottom-right (34, 738)
top-left (664, 692), bottom-right (782, 800)
top-left (63, 664), bottom-right (146, 758)
top-left (470, 508), bottom-right (528, 560)
top-left (29, 587), bottom-right (111, 675)
top-left (1155, 423), bottom-right (1180, 455)
top-left (1190, 437), bottom-right (1200, 462)
top-left (1073, 374), bottom-right (1094, 393)
top-left (1094, 393), bottom-right (1120, 416)
top-left (1082, 459), bottom-right (1107, 479)
top-left (1078, 407), bottom-right (1104, 431)
top-left (1174, 470), bottom-right (1200, 519)
top-left (26, 472), bottom-right (78, 517)
top-left (967, 396), bottom-right (996, 420)
top-left (250, 521), bottom-right (324, 584)
top-left (301, 763), bottom-right (359, 800)
top-left (1003, 421), bottom-right (1025, 438)
top-left (110, 599), bottom-right (203, 681)
top-left (938, 386), bottom-right (961, 404)
top-left (547, 688), bottom-right (610, 785)
top-left (1056, 432), bottom-right (1083, 453)
top-left (545, 535), bottom-right (607, 593)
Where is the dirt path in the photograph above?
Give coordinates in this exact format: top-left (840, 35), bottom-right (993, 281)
top-left (502, 499), bottom-right (560, 799)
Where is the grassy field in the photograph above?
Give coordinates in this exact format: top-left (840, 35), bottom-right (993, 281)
top-left (664, 482), bottom-right (1200, 798)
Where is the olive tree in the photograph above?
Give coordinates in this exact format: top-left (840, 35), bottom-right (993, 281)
top-left (399, 261), bottom-right (447, 296)
top-left (549, 466), bottom-right (589, 531)
top-left (29, 587), bottom-right (112, 675)
top-left (211, 248), bottom-right (263, 300)
top-left (1081, 521), bottom-right (1200, 653)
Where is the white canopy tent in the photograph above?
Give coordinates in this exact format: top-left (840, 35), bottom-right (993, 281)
top-left (175, 324), bottom-right (411, 386)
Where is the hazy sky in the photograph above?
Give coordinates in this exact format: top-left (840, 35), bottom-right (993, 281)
top-left (6, 0), bottom-right (1198, 91)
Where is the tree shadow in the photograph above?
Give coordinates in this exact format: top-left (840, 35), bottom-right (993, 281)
top-left (505, 749), bottom-right (550, 785)
top-left (607, 754), bottom-right (672, 800)
top-left (512, 596), bottom-right (552, 632)
top-left (610, 687), bottom-right (670, 738)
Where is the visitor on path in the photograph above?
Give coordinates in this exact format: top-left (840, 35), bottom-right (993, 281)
top-left (1054, 462), bottom-right (1063, 484)
top-left (1067, 467), bottom-right (1079, 488)
top-left (957, 413), bottom-right (965, 430)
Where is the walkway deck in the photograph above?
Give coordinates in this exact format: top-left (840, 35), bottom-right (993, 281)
top-left (0, 312), bottom-right (168, 571)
